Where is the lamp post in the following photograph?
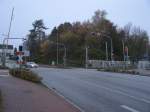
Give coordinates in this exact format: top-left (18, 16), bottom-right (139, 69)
top-left (57, 32), bottom-right (59, 65)
top-left (50, 41), bottom-right (67, 67)
top-left (91, 32), bottom-right (113, 61)
top-left (85, 46), bottom-right (89, 69)
top-left (144, 39), bottom-right (149, 60)
top-left (101, 33), bottom-right (113, 61)
top-left (122, 40), bottom-right (125, 61)
top-left (105, 42), bottom-right (108, 61)
top-left (64, 46), bottom-right (67, 67)
top-left (61, 44), bottom-right (67, 67)
top-left (110, 37), bottom-right (113, 61)
top-left (2, 37), bottom-right (26, 67)
top-left (56, 43), bottom-right (66, 67)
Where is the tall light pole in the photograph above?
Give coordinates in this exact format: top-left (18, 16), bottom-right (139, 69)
top-left (2, 37), bottom-right (26, 67)
top-left (144, 38), bottom-right (149, 60)
top-left (102, 33), bottom-right (113, 61)
top-left (57, 43), bottom-right (67, 67)
top-left (56, 31), bottom-right (59, 65)
top-left (50, 41), bottom-right (66, 67)
top-left (85, 46), bottom-right (89, 69)
top-left (57, 43), bottom-right (66, 67)
top-left (105, 42), bottom-right (108, 61)
top-left (91, 32), bottom-right (113, 61)
top-left (63, 45), bottom-right (67, 67)
top-left (110, 37), bottom-right (113, 61)
top-left (146, 41), bottom-right (149, 60)
top-left (6, 7), bottom-right (14, 47)
top-left (122, 40), bottom-right (125, 61)
top-left (2, 7), bottom-right (14, 66)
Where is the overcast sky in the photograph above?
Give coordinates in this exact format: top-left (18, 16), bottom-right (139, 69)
top-left (0, 0), bottom-right (150, 47)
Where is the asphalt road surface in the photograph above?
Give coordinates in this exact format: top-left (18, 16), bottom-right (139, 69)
top-left (32, 67), bottom-right (150, 112)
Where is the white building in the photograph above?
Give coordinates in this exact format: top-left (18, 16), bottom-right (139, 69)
top-left (0, 44), bottom-right (14, 57)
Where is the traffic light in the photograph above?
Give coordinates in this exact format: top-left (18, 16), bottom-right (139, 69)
top-left (19, 46), bottom-right (23, 51)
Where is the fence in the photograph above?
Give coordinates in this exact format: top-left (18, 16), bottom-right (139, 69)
top-left (88, 60), bottom-right (132, 69)
top-left (138, 61), bottom-right (150, 70)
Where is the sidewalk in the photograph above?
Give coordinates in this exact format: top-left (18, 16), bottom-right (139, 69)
top-left (0, 71), bottom-right (80, 112)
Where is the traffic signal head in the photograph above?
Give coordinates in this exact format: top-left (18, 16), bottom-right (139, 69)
top-left (19, 46), bottom-right (23, 51)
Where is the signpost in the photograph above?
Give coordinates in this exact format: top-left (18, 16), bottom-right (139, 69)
top-left (16, 51), bottom-right (24, 67)
top-left (124, 46), bottom-right (129, 61)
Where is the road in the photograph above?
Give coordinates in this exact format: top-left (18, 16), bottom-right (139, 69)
top-left (32, 67), bottom-right (150, 112)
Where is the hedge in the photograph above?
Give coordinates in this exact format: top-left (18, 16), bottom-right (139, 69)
top-left (9, 69), bottom-right (42, 83)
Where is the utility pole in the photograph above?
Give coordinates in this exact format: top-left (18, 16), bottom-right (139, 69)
top-left (122, 40), bottom-right (125, 61)
top-left (105, 42), bottom-right (108, 61)
top-left (85, 46), bottom-right (88, 69)
top-left (145, 39), bottom-right (149, 60)
top-left (110, 38), bottom-right (113, 61)
top-left (63, 46), bottom-right (67, 67)
top-left (2, 7), bottom-right (14, 67)
top-left (57, 31), bottom-right (59, 65)
top-left (2, 38), bottom-right (26, 67)
top-left (6, 7), bottom-right (14, 45)
top-left (101, 32), bottom-right (113, 61)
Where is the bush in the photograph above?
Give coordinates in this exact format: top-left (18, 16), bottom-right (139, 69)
top-left (98, 67), bottom-right (139, 75)
top-left (9, 69), bottom-right (42, 83)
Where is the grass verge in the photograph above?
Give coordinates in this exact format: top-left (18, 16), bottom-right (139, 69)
top-left (9, 68), bottom-right (42, 83)
top-left (98, 67), bottom-right (139, 75)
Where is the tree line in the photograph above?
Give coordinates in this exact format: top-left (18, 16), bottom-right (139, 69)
top-left (25, 10), bottom-right (149, 66)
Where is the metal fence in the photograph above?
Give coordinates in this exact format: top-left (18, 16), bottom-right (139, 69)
top-left (138, 61), bottom-right (150, 70)
top-left (88, 60), bottom-right (132, 69)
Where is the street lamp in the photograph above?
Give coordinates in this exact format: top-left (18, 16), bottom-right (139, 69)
top-left (92, 32), bottom-right (114, 61)
top-left (56, 43), bottom-right (67, 67)
top-left (105, 42), bottom-right (108, 61)
top-left (101, 32), bottom-right (113, 61)
top-left (2, 37), bottom-right (26, 67)
top-left (122, 40), bottom-right (125, 61)
top-left (57, 32), bottom-right (59, 65)
top-left (50, 41), bottom-right (67, 67)
top-left (85, 46), bottom-right (89, 69)
top-left (85, 35), bottom-right (90, 69)
top-left (144, 38), bottom-right (149, 60)
top-left (59, 43), bottom-right (67, 67)
top-left (85, 31), bottom-right (113, 68)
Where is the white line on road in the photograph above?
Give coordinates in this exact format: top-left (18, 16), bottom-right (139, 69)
top-left (0, 75), bottom-right (9, 77)
top-left (98, 84), bottom-right (150, 104)
top-left (121, 105), bottom-right (140, 112)
top-left (76, 79), bottom-right (150, 104)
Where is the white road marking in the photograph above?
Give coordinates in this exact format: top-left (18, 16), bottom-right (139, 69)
top-left (0, 75), bottom-right (9, 77)
top-left (97, 84), bottom-right (150, 104)
top-left (73, 78), bottom-right (150, 104)
top-left (0, 70), bottom-right (7, 72)
top-left (121, 105), bottom-right (140, 112)
top-left (0, 70), bottom-right (10, 77)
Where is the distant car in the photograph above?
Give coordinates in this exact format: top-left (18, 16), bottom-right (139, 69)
top-left (26, 62), bottom-right (39, 68)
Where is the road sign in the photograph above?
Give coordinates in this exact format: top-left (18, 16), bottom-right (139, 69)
top-left (16, 51), bottom-right (24, 64)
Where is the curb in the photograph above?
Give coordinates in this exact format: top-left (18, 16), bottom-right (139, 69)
top-left (42, 82), bottom-right (85, 112)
